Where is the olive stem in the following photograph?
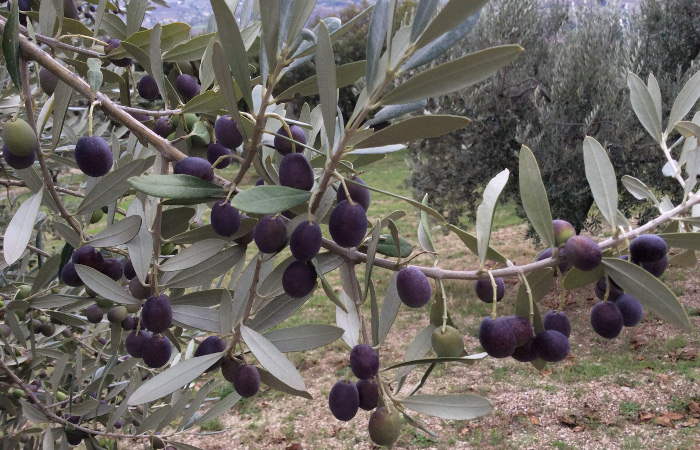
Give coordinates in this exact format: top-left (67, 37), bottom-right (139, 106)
top-left (128, 65), bottom-right (137, 107)
top-left (484, 270), bottom-right (497, 319)
top-left (58, 34), bottom-right (109, 46)
top-left (265, 113), bottom-right (297, 153)
top-left (518, 272), bottom-right (535, 330)
top-left (438, 279), bottom-right (448, 333)
top-left (150, 158), bottom-right (170, 296)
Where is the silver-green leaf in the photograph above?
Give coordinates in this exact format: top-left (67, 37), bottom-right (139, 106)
top-left (4, 189), bottom-right (43, 265)
top-left (476, 169), bottom-right (509, 268)
top-left (602, 258), bottom-right (691, 331)
top-left (400, 394), bottom-right (492, 420)
top-left (380, 45), bottom-right (523, 105)
top-left (628, 72), bottom-right (663, 143)
top-left (355, 115), bottom-right (470, 149)
top-left (668, 68), bottom-right (700, 134)
top-left (74, 265), bottom-right (140, 306)
top-left (316, 21), bottom-right (337, 151)
top-left (210, 0), bottom-right (254, 109)
top-left (519, 145), bottom-right (555, 248)
top-left (171, 305), bottom-right (222, 333)
top-left (128, 352), bottom-right (224, 405)
top-left (160, 240), bottom-right (227, 272)
top-left (241, 325), bottom-right (306, 391)
top-left (129, 175), bottom-right (225, 199)
top-left (231, 186), bottom-right (311, 214)
top-left (89, 216), bottom-right (142, 248)
top-left (583, 136), bottom-right (618, 231)
top-left (262, 324), bottom-right (344, 353)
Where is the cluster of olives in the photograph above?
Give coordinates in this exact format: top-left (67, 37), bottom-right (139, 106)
top-left (587, 233), bottom-right (667, 339)
top-left (329, 344), bottom-right (402, 447)
top-left (0, 285), bottom-right (61, 339)
top-left (471, 220), bottom-right (664, 363)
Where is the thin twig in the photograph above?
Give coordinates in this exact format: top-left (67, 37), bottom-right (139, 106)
top-left (0, 234), bottom-right (50, 258)
top-left (0, 178), bottom-right (127, 215)
top-left (19, 56), bottom-right (84, 238)
top-left (0, 358), bottom-right (173, 441)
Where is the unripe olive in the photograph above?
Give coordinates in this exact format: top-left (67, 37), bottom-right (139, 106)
top-left (16, 284), bottom-right (31, 300)
top-left (90, 209), bottom-right (103, 224)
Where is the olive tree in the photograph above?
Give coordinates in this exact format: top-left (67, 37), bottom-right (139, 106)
top-left (0, 0), bottom-right (698, 449)
top-left (407, 0), bottom-right (699, 232)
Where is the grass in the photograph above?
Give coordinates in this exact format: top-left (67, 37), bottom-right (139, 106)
top-left (554, 361), bottom-right (610, 382)
top-left (665, 336), bottom-right (687, 350)
top-left (619, 401), bottom-right (642, 418)
top-left (199, 418), bottom-right (224, 432)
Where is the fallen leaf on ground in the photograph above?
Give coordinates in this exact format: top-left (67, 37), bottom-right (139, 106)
top-left (663, 412), bottom-right (685, 421)
top-left (655, 416), bottom-right (674, 428)
top-left (558, 415), bottom-right (577, 426)
top-left (689, 401), bottom-right (700, 414)
top-left (639, 411), bottom-right (654, 421)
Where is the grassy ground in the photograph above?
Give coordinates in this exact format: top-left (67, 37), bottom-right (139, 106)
top-left (170, 151), bottom-right (699, 450)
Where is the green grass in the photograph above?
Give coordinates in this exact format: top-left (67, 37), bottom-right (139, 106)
top-left (665, 336), bottom-right (687, 350)
top-left (199, 418), bottom-right (223, 432)
top-left (554, 362), bottom-right (610, 383)
top-left (551, 440), bottom-right (575, 450)
top-left (619, 401), bottom-right (642, 418)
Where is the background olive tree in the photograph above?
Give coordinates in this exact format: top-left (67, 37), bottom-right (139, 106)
top-left (408, 0), bottom-right (700, 232)
top-left (0, 0), bottom-right (698, 449)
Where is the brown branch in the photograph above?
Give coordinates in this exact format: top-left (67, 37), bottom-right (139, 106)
top-left (0, 358), bottom-right (174, 441)
top-left (322, 191), bottom-right (700, 281)
top-left (120, 106), bottom-right (182, 117)
top-left (242, 253), bottom-right (264, 322)
top-left (231, 63), bottom-right (286, 188)
top-left (0, 234), bottom-right (50, 258)
top-left (31, 29), bottom-right (104, 59)
top-left (0, 16), bottom-right (231, 187)
top-left (19, 56), bottom-right (84, 238)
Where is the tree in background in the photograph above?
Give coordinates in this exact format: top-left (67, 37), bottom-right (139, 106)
top-left (408, 0), bottom-right (699, 232)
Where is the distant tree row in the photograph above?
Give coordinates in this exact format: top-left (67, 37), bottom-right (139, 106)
top-left (407, 0), bottom-right (700, 232)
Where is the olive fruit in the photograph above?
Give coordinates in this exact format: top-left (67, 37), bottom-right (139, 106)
top-left (75, 136), bottom-right (113, 177)
top-left (396, 266), bottom-right (432, 308)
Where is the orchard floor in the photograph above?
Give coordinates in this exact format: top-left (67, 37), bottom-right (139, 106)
top-left (170, 223), bottom-right (700, 450)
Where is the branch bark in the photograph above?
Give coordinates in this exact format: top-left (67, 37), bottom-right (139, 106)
top-left (0, 16), bottom-right (230, 187)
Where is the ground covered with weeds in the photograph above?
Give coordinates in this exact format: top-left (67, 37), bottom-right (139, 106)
top-left (165, 153), bottom-right (699, 449)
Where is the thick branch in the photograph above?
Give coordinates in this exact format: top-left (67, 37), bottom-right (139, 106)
top-left (323, 192), bottom-right (700, 281)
